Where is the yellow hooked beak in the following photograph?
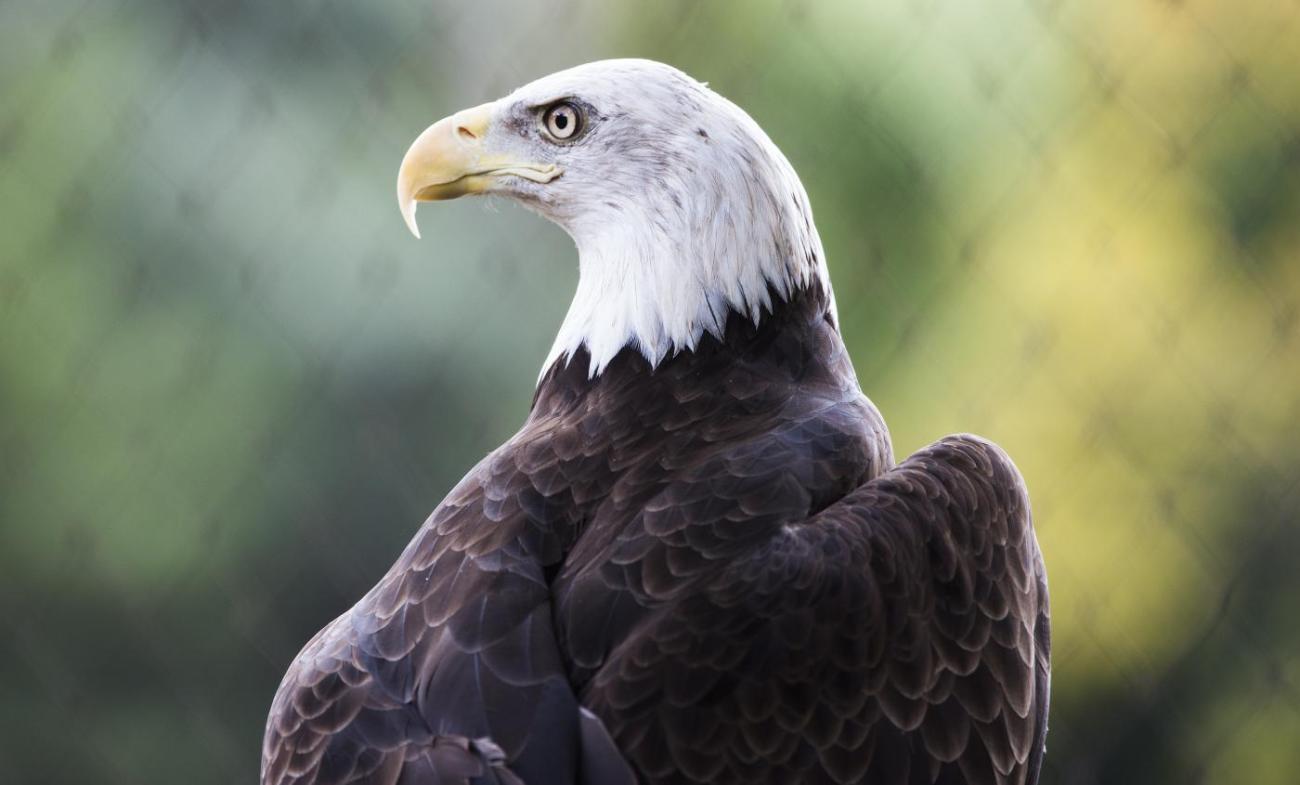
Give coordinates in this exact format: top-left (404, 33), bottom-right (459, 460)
top-left (396, 102), bottom-right (562, 238)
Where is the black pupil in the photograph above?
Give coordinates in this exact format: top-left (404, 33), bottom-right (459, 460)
top-left (554, 112), bottom-right (569, 130)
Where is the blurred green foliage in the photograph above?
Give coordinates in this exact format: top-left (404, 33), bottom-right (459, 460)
top-left (2, 1), bottom-right (1298, 783)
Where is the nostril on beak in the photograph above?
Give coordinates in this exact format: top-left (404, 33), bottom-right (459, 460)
top-left (457, 126), bottom-right (477, 142)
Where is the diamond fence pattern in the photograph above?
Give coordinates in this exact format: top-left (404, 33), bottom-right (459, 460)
top-left (2, 1), bottom-right (1298, 784)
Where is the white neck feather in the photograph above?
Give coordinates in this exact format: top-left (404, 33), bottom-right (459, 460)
top-left (540, 95), bottom-right (834, 380)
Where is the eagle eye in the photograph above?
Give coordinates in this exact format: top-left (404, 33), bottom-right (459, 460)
top-left (542, 102), bottom-right (583, 141)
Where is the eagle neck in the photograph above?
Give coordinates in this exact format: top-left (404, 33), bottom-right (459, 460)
top-left (531, 281), bottom-right (843, 418)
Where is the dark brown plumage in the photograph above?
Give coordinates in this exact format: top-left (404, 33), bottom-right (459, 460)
top-left (262, 283), bottom-right (1050, 785)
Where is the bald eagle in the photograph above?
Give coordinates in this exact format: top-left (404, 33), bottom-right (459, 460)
top-left (263, 60), bottom-right (1050, 785)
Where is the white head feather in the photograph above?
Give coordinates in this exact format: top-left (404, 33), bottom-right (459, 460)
top-left (425, 59), bottom-right (835, 379)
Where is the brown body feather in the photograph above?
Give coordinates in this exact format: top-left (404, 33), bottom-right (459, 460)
top-left (262, 284), bottom-right (1050, 785)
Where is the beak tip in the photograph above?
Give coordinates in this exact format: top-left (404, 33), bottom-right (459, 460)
top-left (400, 198), bottom-right (422, 239)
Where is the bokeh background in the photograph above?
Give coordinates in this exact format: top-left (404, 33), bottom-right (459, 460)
top-left (3, 0), bottom-right (1299, 783)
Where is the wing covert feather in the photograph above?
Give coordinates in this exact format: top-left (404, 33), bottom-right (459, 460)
top-left (262, 445), bottom-right (601, 785)
top-left (582, 434), bottom-right (1051, 785)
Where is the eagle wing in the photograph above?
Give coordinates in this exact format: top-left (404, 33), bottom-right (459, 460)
top-left (582, 434), bottom-right (1051, 785)
top-left (261, 443), bottom-right (634, 785)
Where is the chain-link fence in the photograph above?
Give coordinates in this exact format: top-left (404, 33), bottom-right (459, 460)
top-left (2, 1), bottom-right (1298, 783)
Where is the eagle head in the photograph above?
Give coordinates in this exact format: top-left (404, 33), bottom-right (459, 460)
top-left (397, 59), bottom-right (832, 378)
